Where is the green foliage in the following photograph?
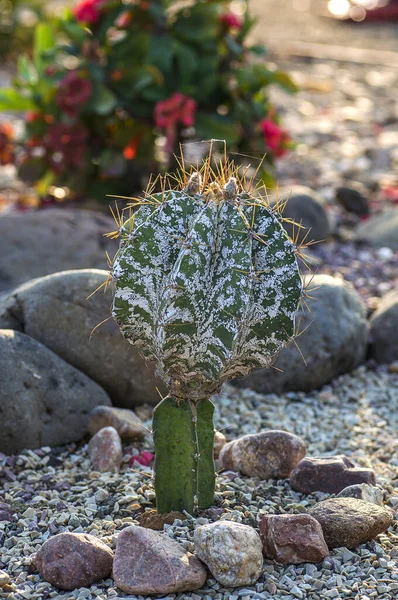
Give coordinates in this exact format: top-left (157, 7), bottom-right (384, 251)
top-left (112, 167), bottom-right (303, 512)
top-left (1, 0), bottom-right (296, 204)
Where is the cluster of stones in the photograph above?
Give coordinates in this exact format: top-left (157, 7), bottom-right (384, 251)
top-left (27, 425), bottom-right (393, 596)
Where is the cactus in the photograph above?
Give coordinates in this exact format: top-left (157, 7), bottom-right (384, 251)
top-left (111, 161), bottom-right (303, 514)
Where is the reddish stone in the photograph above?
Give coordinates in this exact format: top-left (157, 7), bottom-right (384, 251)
top-left (113, 525), bottom-right (207, 595)
top-left (259, 513), bottom-right (329, 564)
top-left (88, 405), bottom-right (146, 441)
top-left (33, 532), bottom-right (114, 590)
top-left (139, 510), bottom-right (186, 531)
top-left (219, 430), bottom-right (306, 480)
top-left (88, 426), bottom-right (122, 473)
top-left (289, 455), bottom-right (376, 494)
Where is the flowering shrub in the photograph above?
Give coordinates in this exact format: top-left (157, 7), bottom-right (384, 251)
top-left (0, 0), bottom-right (296, 203)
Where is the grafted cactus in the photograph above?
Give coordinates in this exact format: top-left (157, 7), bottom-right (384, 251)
top-left (112, 163), bottom-right (303, 513)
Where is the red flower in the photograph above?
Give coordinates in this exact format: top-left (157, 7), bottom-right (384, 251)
top-left (261, 118), bottom-right (290, 158)
top-left (220, 13), bottom-right (243, 29)
top-left (129, 451), bottom-right (154, 467)
top-left (56, 71), bottom-right (92, 118)
top-left (0, 124), bottom-right (15, 165)
top-left (154, 92), bottom-right (196, 153)
top-left (45, 123), bottom-right (89, 168)
top-left (123, 137), bottom-right (140, 160)
top-left (73, 0), bottom-right (103, 24)
top-left (26, 111), bottom-right (42, 123)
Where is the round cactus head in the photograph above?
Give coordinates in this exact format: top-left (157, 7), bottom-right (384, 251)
top-left (112, 162), bottom-right (303, 400)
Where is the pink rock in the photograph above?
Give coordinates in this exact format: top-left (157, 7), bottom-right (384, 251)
top-left (113, 525), bottom-right (207, 595)
top-left (259, 513), bottom-right (329, 564)
top-left (33, 532), bottom-right (113, 590)
top-left (290, 455), bottom-right (376, 494)
top-left (88, 426), bottom-right (122, 473)
top-left (219, 430), bottom-right (306, 479)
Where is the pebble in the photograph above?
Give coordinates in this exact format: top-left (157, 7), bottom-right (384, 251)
top-left (194, 521), bottom-right (263, 587)
top-left (309, 497), bottom-right (394, 549)
top-left (113, 525), bottom-right (207, 594)
top-left (88, 426), bottom-right (123, 473)
top-left (214, 431), bottom-right (226, 459)
top-left (219, 430), bottom-right (306, 480)
top-left (88, 405), bottom-right (146, 441)
top-left (0, 570), bottom-right (11, 586)
top-left (289, 455), bottom-right (376, 494)
top-left (259, 513), bottom-right (329, 564)
top-left (33, 532), bottom-right (114, 590)
top-left (337, 483), bottom-right (384, 506)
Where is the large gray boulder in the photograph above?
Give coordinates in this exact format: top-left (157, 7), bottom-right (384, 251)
top-left (234, 274), bottom-right (368, 394)
top-left (273, 186), bottom-right (331, 244)
top-left (369, 289), bottom-right (398, 363)
top-left (0, 269), bottom-right (165, 407)
top-left (0, 329), bottom-right (111, 454)
top-left (356, 208), bottom-right (398, 251)
top-left (0, 208), bottom-right (118, 294)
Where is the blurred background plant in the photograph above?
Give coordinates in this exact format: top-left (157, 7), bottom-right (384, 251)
top-left (0, 0), bottom-right (297, 206)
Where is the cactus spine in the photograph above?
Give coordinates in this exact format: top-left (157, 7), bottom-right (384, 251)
top-left (112, 161), bottom-right (303, 513)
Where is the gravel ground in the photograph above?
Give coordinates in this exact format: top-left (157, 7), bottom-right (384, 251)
top-left (1, 364), bottom-right (398, 600)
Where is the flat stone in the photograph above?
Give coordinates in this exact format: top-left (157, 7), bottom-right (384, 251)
top-left (113, 525), bottom-right (207, 594)
top-left (357, 208), bottom-right (398, 251)
top-left (0, 329), bottom-right (111, 454)
top-left (309, 497), bottom-right (393, 549)
top-left (259, 513), bottom-right (329, 564)
top-left (0, 208), bottom-right (118, 294)
top-left (194, 521), bottom-right (263, 587)
top-left (88, 405), bottom-right (146, 441)
top-left (88, 427), bottom-right (122, 473)
top-left (234, 275), bottom-right (368, 394)
top-left (139, 510), bottom-right (186, 531)
top-left (0, 269), bottom-right (165, 407)
top-left (33, 532), bottom-right (114, 590)
top-left (0, 570), bottom-right (10, 587)
top-left (0, 503), bottom-right (15, 522)
top-left (289, 455), bottom-right (376, 494)
top-left (337, 483), bottom-right (384, 506)
top-left (214, 431), bottom-right (226, 459)
top-left (369, 290), bottom-right (398, 364)
top-left (219, 430), bottom-right (306, 480)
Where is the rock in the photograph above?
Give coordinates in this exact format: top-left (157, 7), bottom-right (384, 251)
top-left (113, 525), bottom-right (207, 595)
top-left (0, 570), bottom-right (10, 587)
top-left (214, 431), bottom-right (226, 459)
top-left (0, 330), bottom-right (111, 454)
top-left (0, 208), bottom-right (118, 294)
top-left (290, 455), bottom-right (376, 495)
top-left (234, 274), bottom-right (368, 394)
top-left (33, 532), bottom-right (114, 590)
top-left (309, 497), bottom-right (393, 549)
top-left (369, 290), bottom-right (398, 363)
top-left (357, 208), bottom-right (398, 251)
top-left (337, 483), bottom-right (384, 506)
top-left (0, 503), bottom-right (15, 522)
top-left (335, 184), bottom-right (370, 216)
top-left (274, 186), bottom-right (331, 243)
top-left (194, 521), bottom-right (263, 587)
top-left (259, 513), bottom-right (329, 564)
top-left (219, 430), bottom-right (306, 480)
top-left (0, 269), bottom-right (165, 407)
top-left (88, 427), bottom-right (122, 473)
top-left (88, 405), bottom-right (146, 441)
top-left (139, 510), bottom-right (186, 531)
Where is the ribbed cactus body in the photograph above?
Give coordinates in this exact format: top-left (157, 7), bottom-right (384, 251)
top-left (113, 180), bottom-right (302, 400)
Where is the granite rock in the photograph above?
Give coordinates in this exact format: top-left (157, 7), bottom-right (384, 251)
top-left (88, 405), bottom-right (146, 441)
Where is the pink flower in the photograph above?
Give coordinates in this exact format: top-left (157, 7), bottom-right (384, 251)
top-left (220, 13), bottom-right (243, 29)
top-left (115, 10), bottom-right (133, 29)
top-left (45, 123), bottom-right (89, 168)
top-left (73, 0), bottom-right (103, 24)
top-left (56, 71), bottom-right (92, 118)
top-left (261, 118), bottom-right (290, 157)
top-left (129, 451), bottom-right (154, 467)
top-left (154, 92), bottom-right (196, 153)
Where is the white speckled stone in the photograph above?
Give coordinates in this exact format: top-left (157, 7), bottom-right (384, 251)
top-left (194, 521), bottom-right (263, 587)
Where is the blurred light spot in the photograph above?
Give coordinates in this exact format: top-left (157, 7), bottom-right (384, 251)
top-left (328, 0), bottom-right (350, 17)
top-left (17, 7), bottom-right (39, 27)
top-left (50, 186), bottom-right (69, 200)
top-left (349, 5), bottom-right (367, 20)
top-left (230, 1), bottom-right (246, 16)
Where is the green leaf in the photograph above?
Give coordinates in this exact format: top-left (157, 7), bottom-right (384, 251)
top-left (148, 36), bottom-right (175, 74)
top-left (249, 44), bottom-right (268, 56)
top-left (61, 19), bottom-right (88, 45)
top-left (194, 113), bottom-right (240, 145)
top-left (34, 23), bottom-right (55, 72)
top-left (0, 89), bottom-right (36, 111)
top-left (174, 42), bottom-right (197, 86)
top-left (17, 55), bottom-right (38, 85)
top-left (87, 84), bottom-right (117, 115)
top-left (272, 71), bottom-right (298, 94)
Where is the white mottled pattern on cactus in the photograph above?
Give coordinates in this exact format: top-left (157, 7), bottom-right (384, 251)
top-left (112, 182), bottom-right (302, 400)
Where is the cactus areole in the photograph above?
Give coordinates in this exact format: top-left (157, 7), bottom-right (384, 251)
top-left (112, 167), bottom-right (303, 514)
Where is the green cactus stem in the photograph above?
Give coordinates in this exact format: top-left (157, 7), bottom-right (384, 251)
top-left (111, 161), bottom-right (303, 513)
top-left (153, 397), bottom-right (215, 514)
